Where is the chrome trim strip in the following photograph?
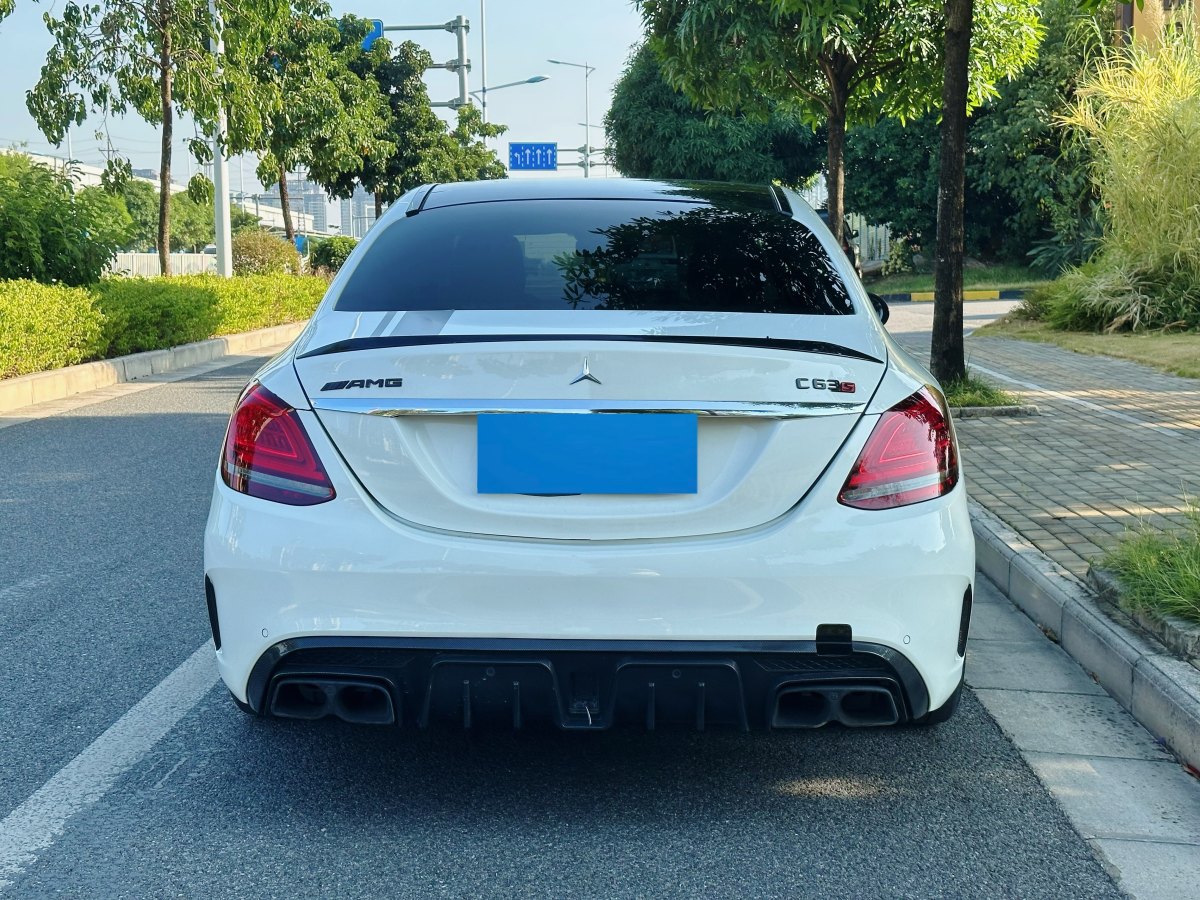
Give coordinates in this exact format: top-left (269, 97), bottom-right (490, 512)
top-left (311, 397), bottom-right (864, 418)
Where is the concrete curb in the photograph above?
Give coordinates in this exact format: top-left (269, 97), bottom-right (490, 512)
top-left (0, 322), bottom-right (307, 415)
top-left (879, 288), bottom-right (1029, 304)
top-left (971, 500), bottom-right (1200, 771)
top-left (950, 404), bottom-right (1041, 419)
top-left (1088, 568), bottom-right (1200, 666)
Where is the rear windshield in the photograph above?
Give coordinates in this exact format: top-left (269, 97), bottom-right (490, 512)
top-left (334, 199), bottom-right (853, 315)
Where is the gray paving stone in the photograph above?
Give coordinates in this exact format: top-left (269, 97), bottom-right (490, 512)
top-left (1090, 839), bottom-right (1200, 900)
top-left (969, 596), bottom-right (1046, 643)
top-left (1024, 752), bottom-right (1200, 844)
top-left (973, 689), bottom-right (1172, 761)
top-left (966, 639), bottom-right (1107, 695)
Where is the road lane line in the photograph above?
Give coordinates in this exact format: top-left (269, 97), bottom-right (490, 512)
top-left (0, 641), bottom-right (218, 890)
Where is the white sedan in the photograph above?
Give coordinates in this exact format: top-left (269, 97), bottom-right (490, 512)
top-left (204, 178), bottom-right (973, 731)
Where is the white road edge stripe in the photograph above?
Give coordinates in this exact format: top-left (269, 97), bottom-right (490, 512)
top-left (0, 641), bottom-right (218, 890)
top-left (968, 361), bottom-right (1197, 440)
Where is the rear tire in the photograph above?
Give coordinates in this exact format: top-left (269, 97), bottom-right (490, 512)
top-left (910, 671), bottom-right (964, 727)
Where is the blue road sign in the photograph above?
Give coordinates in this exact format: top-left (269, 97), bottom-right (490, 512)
top-left (362, 19), bottom-right (384, 51)
top-left (508, 142), bottom-right (558, 171)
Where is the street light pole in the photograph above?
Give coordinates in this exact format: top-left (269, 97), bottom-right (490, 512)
top-left (548, 59), bottom-right (596, 177)
top-left (208, 0), bottom-right (232, 276)
top-left (480, 0), bottom-right (488, 123)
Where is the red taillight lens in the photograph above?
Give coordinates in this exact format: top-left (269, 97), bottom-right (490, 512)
top-left (838, 387), bottom-right (959, 510)
top-left (221, 383), bottom-right (335, 506)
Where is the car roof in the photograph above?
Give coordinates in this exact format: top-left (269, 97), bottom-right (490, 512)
top-left (420, 178), bottom-right (780, 213)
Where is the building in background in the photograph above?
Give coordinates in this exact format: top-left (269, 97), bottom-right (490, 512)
top-left (339, 185), bottom-right (378, 238)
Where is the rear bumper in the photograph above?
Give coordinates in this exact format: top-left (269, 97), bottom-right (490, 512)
top-left (245, 637), bottom-right (931, 730)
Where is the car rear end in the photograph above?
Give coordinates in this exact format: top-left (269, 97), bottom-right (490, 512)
top-left (204, 179), bottom-right (973, 731)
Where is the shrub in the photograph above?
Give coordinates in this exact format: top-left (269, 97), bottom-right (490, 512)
top-left (232, 229), bottom-right (302, 276)
top-left (92, 278), bottom-right (224, 356)
top-left (310, 236), bottom-right (358, 273)
top-left (91, 274), bottom-right (328, 357)
top-left (1043, 260), bottom-right (1200, 332)
top-left (1046, 15), bottom-right (1200, 331)
top-left (0, 153), bottom-right (131, 285)
top-left (0, 280), bottom-right (106, 378)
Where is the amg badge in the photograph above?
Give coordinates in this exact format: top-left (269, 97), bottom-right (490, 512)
top-left (321, 378), bottom-right (403, 391)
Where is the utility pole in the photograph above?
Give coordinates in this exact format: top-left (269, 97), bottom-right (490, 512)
top-left (385, 18), bottom-right (470, 109)
top-left (479, 0), bottom-right (488, 123)
top-left (548, 59), bottom-right (596, 177)
top-left (208, 0), bottom-right (232, 277)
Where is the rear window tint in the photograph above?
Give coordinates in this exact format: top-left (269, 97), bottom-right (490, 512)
top-left (334, 199), bottom-right (853, 315)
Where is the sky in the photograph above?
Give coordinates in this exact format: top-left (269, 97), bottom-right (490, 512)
top-left (0, 1), bottom-right (646, 216)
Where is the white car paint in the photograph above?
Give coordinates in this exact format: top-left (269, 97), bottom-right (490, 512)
top-left (204, 179), bottom-right (974, 725)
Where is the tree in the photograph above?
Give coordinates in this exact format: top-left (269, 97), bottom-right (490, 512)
top-left (170, 191), bottom-right (215, 251)
top-left (640, 1), bottom-right (1041, 241)
top-left (28, 0), bottom-right (289, 274)
top-left (931, 0), bottom-right (975, 383)
top-left (605, 44), bottom-right (825, 185)
top-left (0, 152), bottom-right (130, 284)
top-left (117, 179), bottom-right (160, 252)
top-left (970, 0), bottom-right (1106, 271)
top-left (242, 9), bottom-right (392, 240)
top-left (331, 39), bottom-right (455, 218)
top-left (844, 2), bottom-right (1109, 266)
top-left (329, 39), bottom-right (506, 217)
top-left (439, 104), bottom-right (507, 182)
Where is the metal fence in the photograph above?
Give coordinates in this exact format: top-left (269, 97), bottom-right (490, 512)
top-left (108, 253), bottom-right (217, 277)
top-left (848, 213), bottom-right (891, 266)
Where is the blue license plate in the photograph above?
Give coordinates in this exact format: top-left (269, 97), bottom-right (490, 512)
top-left (477, 414), bottom-right (698, 495)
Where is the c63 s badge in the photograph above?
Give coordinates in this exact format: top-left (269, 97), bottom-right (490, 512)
top-left (321, 378), bottom-right (403, 391)
top-left (796, 377), bottom-right (856, 394)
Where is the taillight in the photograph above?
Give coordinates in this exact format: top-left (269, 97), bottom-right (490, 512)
top-left (838, 387), bottom-right (959, 510)
top-left (221, 383), bottom-right (335, 506)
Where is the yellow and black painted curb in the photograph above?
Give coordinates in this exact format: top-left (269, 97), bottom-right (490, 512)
top-left (878, 288), bottom-right (1028, 304)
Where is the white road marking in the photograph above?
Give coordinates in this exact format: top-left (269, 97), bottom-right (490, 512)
top-left (0, 641), bottom-right (218, 890)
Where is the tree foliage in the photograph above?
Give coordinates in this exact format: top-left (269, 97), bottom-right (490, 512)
top-left (27, 0), bottom-right (290, 273)
top-left (231, 229), bottom-right (302, 275)
top-left (242, 9), bottom-right (392, 239)
top-left (326, 39), bottom-right (506, 212)
top-left (1033, 11), bottom-right (1200, 332)
top-left (843, 2), bottom-right (1108, 267)
top-left (310, 235), bottom-right (357, 272)
top-left (117, 178), bottom-right (259, 251)
top-left (605, 44), bottom-right (825, 185)
top-left (639, 0), bottom-right (1042, 239)
top-left (0, 153), bottom-right (130, 284)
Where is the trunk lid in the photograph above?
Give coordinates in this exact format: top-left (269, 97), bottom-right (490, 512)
top-left (294, 311), bottom-right (886, 540)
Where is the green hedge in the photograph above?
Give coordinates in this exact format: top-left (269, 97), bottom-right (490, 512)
top-left (0, 274), bottom-right (328, 380)
top-left (0, 280), bottom-right (106, 379)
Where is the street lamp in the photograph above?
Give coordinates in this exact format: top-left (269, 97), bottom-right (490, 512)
top-left (548, 58), bottom-right (596, 177)
top-left (469, 75), bottom-right (549, 112)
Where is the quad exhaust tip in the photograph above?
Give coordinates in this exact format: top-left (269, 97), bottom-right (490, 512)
top-left (269, 677), bottom-right (396, 725)
top-left (771, 684), bottom-right (900, 728)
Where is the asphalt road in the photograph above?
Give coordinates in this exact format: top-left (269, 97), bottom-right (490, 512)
top-left (0, 342), bottom-right (1123, 899)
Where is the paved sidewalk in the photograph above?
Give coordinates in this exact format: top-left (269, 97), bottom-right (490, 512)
top-left (896, 332), bottom-right (1200, 580)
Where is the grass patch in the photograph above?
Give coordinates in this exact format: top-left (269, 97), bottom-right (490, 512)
top-left (941, 372), bottom-right (1020, 407)
top-left (1104, 508), bottom-right (1200, 626)
top-left (865, 264), bottom-right (1049, 296)
top-left (974, 316), bottom-right (1200, 380)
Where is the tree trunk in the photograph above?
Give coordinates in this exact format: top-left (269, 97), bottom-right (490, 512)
top-left (825, 79), bottom-right (848, 245)
top-left (930, 0), bottom-right (973, 384)
top-left (157, 4), bottom-right (173, 276)
top-left (373, 192), bottom-right (383, 223)
top-left (278, 163), bottom-right (294, 241)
